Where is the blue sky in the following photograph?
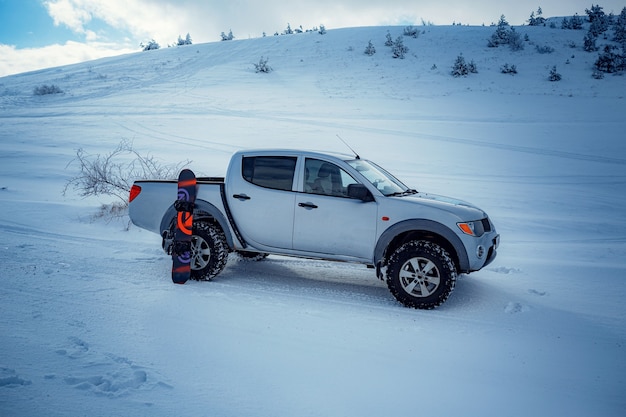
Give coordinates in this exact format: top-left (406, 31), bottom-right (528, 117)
top-left (2, 0), bottom-right (73, 47)
top-left (1, 0), bottom-right (625, 77)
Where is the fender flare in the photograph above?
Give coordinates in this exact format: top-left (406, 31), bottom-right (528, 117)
top-left (374, 219), bottom-right (470, 272)
top-left (159, 199), bottom-right (235, 249)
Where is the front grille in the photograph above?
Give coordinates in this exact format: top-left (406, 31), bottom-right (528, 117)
top-left (481, 218), bottom-right (492, 232)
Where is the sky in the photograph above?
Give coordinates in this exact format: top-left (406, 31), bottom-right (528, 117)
top-left (1, 0), bottom-right (625, 77)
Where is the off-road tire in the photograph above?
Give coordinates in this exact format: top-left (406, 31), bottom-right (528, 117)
top-left (386, 240), bottom-right (457, 309)
top-left (190, 221), bottom-right (229, 281)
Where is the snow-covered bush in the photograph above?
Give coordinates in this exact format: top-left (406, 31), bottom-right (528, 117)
top-left (176, 33), bottom-right (192, 46)
top-left (451, 54), bottom-right (477, 77)
top-left (318, 24), bottom-right (327, 35)
top-left (254, 56), bottom-right (272, 73)
top-left (536, 44), bottom-right (555, 54)
top-left (392, 36), bottom-right (408, 59)
top-left (364, 40), bottom-right (376, 56)
top-left (220, 30), bottom-right (234, 41)
top-left (33, 84), bottom-right (63, 95)
top-left (548, 65), bottom-right (562, 81)
top-left (140, 40), bottom-right (160, 51)
top-left (562, 14), bottom-right (584, 30)
top-left (501, 63), bottom-right (518, 74)
top-left (403, 25), bottom-right (419, 38)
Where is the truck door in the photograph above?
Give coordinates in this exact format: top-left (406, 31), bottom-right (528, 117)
top-left (293, 158), bottom-right (378, 260)
top-left (226, 155), bottom-right (297, 250)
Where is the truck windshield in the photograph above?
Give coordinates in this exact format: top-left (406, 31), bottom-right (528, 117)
top-left (346, 159), bottom-right (411, 196)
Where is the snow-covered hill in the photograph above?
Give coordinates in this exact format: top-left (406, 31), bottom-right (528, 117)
top-left (1, 23), bottom-right (625, 417)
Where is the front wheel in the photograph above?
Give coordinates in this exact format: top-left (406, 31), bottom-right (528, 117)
top-left (386, 241), bottom-right (457, 309)
top-left (190, 221), bottom-right (229, 281)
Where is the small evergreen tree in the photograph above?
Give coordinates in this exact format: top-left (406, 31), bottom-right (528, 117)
top-left (571, 13), bottom-right (584, 29)
top-left (452, 55), bottom-right (468, 76)
top-left (221, 30), bottom-right (234, 41)
top-left (364, 40), bottom-right (376, 56)
top-left (586, 4), bottom-right (609, 36)
top-left (508, 28), bottom-right (524, 51)
top-left (583, 31), bottom-right (598, 51)
top-left (318, 24), bottom-right (327, 35)
top-left (392, 36), bottom-right (408, 58)
top-left (548, 65), bottom-right (562, 81)
top-left (176, 33), bottom-right (192, 46)
top-left (595, 44), bottom-right (626, 73)
top-left (488, 15), bottom-right (510, 47)
top-left (528, 7), bottom-right (546, 26)
top-left (451, 54), bottom-right (477, 77)
top-left (385, 31), bottom-right (393, 46)
top-left (613, 7), bottom-right (626, 45)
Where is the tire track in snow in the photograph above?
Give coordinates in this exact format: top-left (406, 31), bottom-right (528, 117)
top-left (266, 114), bottom-right (626, 166)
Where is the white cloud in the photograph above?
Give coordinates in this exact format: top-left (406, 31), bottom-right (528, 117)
top-left (42, 0), bottom-right (188, 45)
top-left (44, 0), bottom-right (93, 34)
top-left (0, 42), bottom-right (136, 78)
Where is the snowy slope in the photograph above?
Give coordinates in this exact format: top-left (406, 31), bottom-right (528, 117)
top-left (1, 23), bottom-right (625, 417)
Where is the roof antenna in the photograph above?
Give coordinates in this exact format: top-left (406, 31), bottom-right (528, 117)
top-left (336, 134), bottom-right (360, 159)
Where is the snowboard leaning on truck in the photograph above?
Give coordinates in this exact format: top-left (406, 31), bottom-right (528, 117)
top-left (171, 169), bottom-right (197, 284)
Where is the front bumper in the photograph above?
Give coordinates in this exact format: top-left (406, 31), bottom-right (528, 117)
top-left (483, 234), bottom-right (500, 268)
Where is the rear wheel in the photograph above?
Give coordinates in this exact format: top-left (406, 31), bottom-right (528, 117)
top-left (386, 240), bottom-right (457, 309)
top-left (190, 221), bottom-right (229, 281)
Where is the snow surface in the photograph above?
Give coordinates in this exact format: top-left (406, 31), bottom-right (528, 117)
top-left (1, 24), bottom-right (625, 417)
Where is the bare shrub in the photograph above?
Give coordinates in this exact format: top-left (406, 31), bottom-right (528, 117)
top-left (254, 56), bottom-right (272, 73)
top-left (63, 139), bottom-right (190, 207)
top-left (33, 84), bottom-right (63, 95)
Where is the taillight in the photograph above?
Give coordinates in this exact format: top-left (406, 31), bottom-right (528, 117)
top-left (129, 184), bottom-right (141, 203)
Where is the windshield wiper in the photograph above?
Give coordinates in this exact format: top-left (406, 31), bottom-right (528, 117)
top-left (386, 189), bottom-right (418, 197)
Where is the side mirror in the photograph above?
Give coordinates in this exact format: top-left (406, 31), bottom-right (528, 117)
top-left (347, 183), bottom-right (374, 202)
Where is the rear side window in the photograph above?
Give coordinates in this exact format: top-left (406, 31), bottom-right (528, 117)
top-left (242, 156), bottom-right (297, 191)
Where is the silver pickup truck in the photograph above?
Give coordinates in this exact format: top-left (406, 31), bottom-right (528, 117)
top-left (129, 149), bottom-right (499, 309)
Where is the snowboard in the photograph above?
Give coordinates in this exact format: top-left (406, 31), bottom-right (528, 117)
top-left (171, 169), bottom-right (197, 284)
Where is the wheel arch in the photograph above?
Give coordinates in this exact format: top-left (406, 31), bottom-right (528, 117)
top-left (159, 199), bottom-right (235, 249)
top-left (374, 219), bottom-right (470, 273)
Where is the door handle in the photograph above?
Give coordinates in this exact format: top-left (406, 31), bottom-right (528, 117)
top-left (233, 194), bottom-right (251, 201)
top-left (298, 202), bottom-right (318, 209)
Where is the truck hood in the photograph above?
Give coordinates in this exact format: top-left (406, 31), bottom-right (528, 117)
top-left (396, 192), bottom-right (487, 219)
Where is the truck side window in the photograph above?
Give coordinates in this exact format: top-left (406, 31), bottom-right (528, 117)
top-left (242, 156), bottom-right (297, 191)
top-left (304, 158), bottom-right (359, 197)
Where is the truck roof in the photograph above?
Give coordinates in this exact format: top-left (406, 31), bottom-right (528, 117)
top-left (232, 148), bottom-right (358, 161)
